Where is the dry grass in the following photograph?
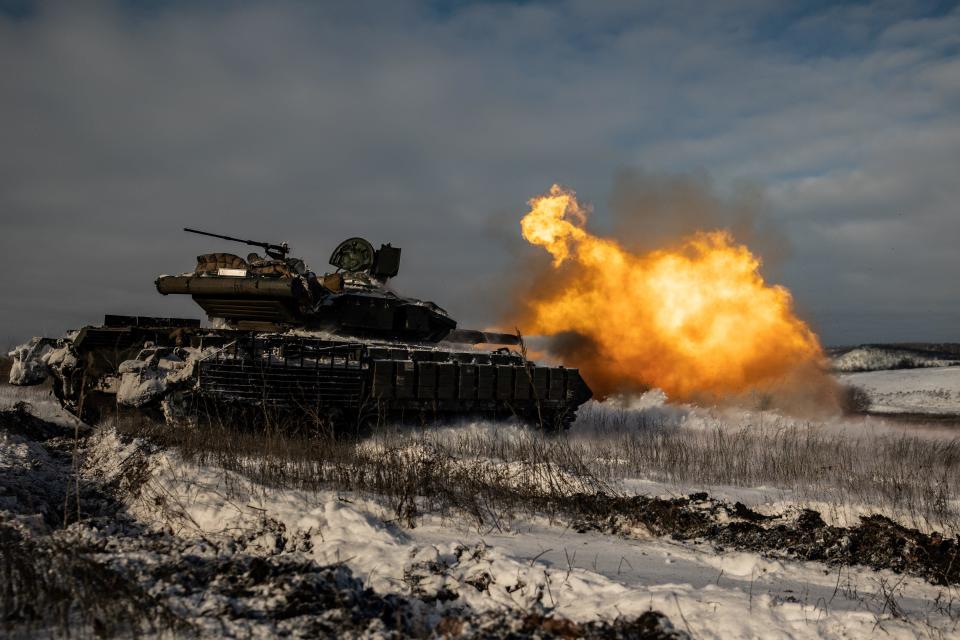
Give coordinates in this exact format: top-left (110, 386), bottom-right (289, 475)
top-left (0, 523), bottom-right (181, 638)
top-left (114, 413), bottom-right (608, 529)
top-left (571, 403), bottom-right (960, 534)
top-left (111, 400), bottom-right (960, 536)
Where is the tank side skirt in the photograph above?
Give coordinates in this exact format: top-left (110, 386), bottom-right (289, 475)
top-left (195, 337), bottom-right (578, 416)
top-left (59, 328), bottom-right (588, 425)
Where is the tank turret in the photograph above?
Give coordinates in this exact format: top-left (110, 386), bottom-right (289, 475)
top-left (156, 229), bottom-right (462, 342)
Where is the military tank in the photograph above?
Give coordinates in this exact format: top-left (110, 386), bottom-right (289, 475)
top-left (9, 229), bottom-right (592, 431)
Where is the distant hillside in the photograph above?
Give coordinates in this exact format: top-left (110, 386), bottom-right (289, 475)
top-left (828, 343), bottom-right (960, 373)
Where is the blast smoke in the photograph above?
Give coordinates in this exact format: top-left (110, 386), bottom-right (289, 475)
top-left (505, 174), bottom-right (841, 416)
top-left (609, 169), bottom-right (790, 275)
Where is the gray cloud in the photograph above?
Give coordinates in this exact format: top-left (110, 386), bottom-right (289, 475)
top-left (1, 0), bottom-right (958, 348)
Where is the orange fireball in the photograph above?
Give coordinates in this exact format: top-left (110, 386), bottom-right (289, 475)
top-left (517, 184), bottom-right (825, 401)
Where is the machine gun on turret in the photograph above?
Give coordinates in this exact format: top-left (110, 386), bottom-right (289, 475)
top-left (184, 227), bottom-right (290, 260)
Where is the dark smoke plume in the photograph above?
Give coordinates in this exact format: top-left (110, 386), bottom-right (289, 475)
top-left (608, 168), bottom-right (790, 276)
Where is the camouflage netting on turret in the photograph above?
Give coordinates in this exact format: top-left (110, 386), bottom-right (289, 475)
top-left (195, 253), bottom-right (247, 274)
top-left (195, 252), bottom-right (297, 277)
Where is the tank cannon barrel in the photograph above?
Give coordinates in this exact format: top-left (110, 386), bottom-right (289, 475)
top-left (156, 275), bottom-right (300, 298)
top-left (184, 227), bottom-right (290, 260)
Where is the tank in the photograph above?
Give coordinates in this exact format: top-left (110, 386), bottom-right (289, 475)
top-left (10, 229), bottom-right (592, 431)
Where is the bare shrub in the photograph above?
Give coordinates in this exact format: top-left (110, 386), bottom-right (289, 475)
top-left (839, 384), bottom-right (872, 414)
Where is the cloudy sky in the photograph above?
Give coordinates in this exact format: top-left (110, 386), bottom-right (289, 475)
top-left (1, 0), bottom-right (958, 348)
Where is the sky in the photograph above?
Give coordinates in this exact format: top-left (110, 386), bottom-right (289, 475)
top-left (1, 0), bottom-right (958, 348)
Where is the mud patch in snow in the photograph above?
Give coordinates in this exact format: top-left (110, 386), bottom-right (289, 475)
top-left (565, 492), bottom-right (960, 586)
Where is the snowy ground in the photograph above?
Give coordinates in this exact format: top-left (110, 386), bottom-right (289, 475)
top-left (0, 379), bottom-right (80, 426)
top-left (3, 371), bottom-right (960, 638)
top-left (828, 343), bottom-right (960, 417)
top-left (839, 366), bottom-right (960, 416)
top-left (99, 427), bottom-right (958, 639)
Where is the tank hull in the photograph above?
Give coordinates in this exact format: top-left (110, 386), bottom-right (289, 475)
top-left (37, 316), bottom-right (592, 432)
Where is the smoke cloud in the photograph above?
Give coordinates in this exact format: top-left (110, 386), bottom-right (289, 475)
top-left (505, 178), bottom-right (842, 415)
top-left (609, 169), bottom-right (790, 276)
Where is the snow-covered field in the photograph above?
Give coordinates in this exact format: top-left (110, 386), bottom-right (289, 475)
top-left (102, 429), bottom-right (958, 639)
top-left (830, 346), bottom-right (960, 373)
top-left (839, 366), bottom-right (960, 416)
top-left (3, 363), bottom-right (960, 638)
